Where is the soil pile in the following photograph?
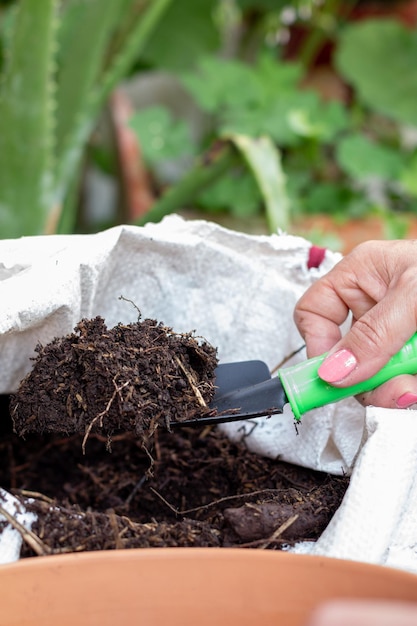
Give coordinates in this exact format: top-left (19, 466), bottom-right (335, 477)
top-left (10, 315), bottom-right (218, 449)
top-left (0, 420), bottom-right (349, 557)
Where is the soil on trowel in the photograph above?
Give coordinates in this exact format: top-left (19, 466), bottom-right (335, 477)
top-left (0, 315), bottom-right (349, 559)
top-left (10, 315), bottom-right (218, 450)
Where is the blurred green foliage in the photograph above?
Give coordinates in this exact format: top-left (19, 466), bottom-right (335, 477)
top-left (0, 0), bottom-right (173, 237)
top-left (128, 2), bottom-right (417, 236)
top-left (336, 18), bottom-right (417, 128)
top-left (1, 0), bottom-right (417, 239)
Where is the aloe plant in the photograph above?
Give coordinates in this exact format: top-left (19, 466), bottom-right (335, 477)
top-left (0, 0), bottom-right (172, 238)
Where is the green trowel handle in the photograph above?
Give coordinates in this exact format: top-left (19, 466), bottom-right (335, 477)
top-left (279, 332), bottom-right (417, 421)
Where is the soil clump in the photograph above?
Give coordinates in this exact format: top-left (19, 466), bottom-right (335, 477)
top-left (10, 315), bottom-right (218, 450)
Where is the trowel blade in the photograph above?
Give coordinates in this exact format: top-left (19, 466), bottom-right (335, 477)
top-left (174, 360), bottom-right (288, 427)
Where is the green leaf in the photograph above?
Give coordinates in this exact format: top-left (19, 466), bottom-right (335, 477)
top-left (182, 54), bottom-right (347, 147)
top-left (55, 1), bottom-right (122, 163)
top-left (0, 0), bottom-right (57, 237)
top-left (136, 133), bottom-right (289, 231)
top-left (286, 93), bottom-right (347, 142)
top-left (336, 19), bottom-right (417, 127)
top-left (302, 182), bottom-right (370, 219)
top-left (221, 95), bottom-right (301, 146)
top-left (182, 54), bottom-right (302, 115)
top-left (228, 134), bottom-right (289, 232)
top-left (143, 0), bottom-right (220, 71)
top-left (236, 0), bottom-right (288, 10)
top-left (0, 3), bottom-right (17, 71)
top-left (97, 0), bottom-right (174, 98)
top-left (197, 169), bottom-right (262, 217)
top-left (136, 141), bottom-right (240, 225)
top-left (181, 56), bottom-right (260, 114)
top-left (401, 153), bottom-right (417, 197)
top-left (255, 54), bottom-right (303, 98)
top-left (129, 106), bottom-right (195, 166)
top-left (56, 0), bottom-right (173, 232)
top-left (336, 133), bottom-right (405, 182)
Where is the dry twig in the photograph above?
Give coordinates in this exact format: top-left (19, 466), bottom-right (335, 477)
top-left (0, 503), bottom-right (51, 557)
top-left (149, 486), bottom-right (287, 516)
top-left (175, 356), bottom-right (207, 408)
top-left (259, 514), bottom-right (299, 549)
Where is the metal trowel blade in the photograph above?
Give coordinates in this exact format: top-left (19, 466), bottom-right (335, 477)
top-left (173, 360), bottom-right (288, 427)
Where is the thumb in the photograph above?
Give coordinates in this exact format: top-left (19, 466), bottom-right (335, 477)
top-left (317, 293), bottom-right (417, 387)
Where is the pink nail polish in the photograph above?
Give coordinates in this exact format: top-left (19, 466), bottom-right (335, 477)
top-left (318, 349), bottom-right (358, 383)
top-left (397, 392), bottom-right (417, 408)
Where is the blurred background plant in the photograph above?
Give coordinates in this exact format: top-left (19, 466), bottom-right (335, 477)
top-left (126, 0), bottom-right (417, 249)
top-left (0, 0), bottom-right (172, 237)
top-left (1, 0), bottom-right (417, 250)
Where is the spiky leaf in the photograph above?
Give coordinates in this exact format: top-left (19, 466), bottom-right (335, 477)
top-left (229, 134), bottom-right (289, 232)
top-left (0, 0), bottom-right (56, 237)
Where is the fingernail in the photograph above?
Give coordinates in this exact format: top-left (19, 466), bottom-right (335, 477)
top-left (318, 349), bottom-right (358, 383)
top-left (396, 392), bottom-right (417, 409)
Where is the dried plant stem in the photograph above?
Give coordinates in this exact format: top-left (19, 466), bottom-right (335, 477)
top-left (109, 510), bottom-right (124, 550)
top-left (259, 514), bottom-right (299, 549)
top-left (150, 486), bottom-right (286, 516)
top-left (175, 356), bottom-right (207, 408)
top-left (19, 490), bottom-right (54, 504)
top-left (0, 504), bottom-right (51, 557)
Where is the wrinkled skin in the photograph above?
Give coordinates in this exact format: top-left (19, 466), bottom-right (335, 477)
top-left (294, 240), bottom-right (417, 409)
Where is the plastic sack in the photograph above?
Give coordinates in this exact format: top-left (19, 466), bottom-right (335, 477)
top-left (0, 215), bottom-right (363, 476)
top-left (1, 216), bottom-right (416, 573)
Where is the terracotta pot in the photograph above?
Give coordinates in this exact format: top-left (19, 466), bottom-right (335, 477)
top-left (0, 548), bottom-right (416, 625)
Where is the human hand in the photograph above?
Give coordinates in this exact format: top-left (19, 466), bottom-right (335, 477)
top-left (305, 599), bottom-right (417, 626)
top-left (294, 240), bottom-right (417, 409)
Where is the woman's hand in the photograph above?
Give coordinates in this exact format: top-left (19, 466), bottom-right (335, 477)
top-left (294, 240), bottom-right (417, 408)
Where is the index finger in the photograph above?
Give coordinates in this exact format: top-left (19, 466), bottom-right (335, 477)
top-left (294, 277), bottom-right (350, 357)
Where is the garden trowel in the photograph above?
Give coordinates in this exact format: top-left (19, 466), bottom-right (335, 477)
top-left (176, 333), bottom-right (417, 426)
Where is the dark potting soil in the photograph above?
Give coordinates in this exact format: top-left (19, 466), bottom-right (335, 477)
top-left (0, 316), bottom-right (349, 558)
top-left (0, 421), bottom-right (348, 557)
